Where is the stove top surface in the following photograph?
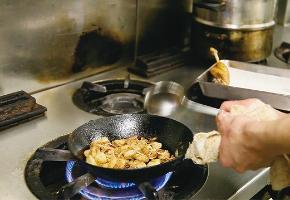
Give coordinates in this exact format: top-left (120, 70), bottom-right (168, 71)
top-left (0, 66), bottom-right (269, 200)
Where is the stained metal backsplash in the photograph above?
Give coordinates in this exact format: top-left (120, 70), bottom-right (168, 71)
top-left (0, 0), bottom-right (192, 95)
top-left (136, 0), bottom-right (193, 56)
top-left (275, 0), bottom-right (290, 26)
top-left (0, 0), bottom-right (137, 95)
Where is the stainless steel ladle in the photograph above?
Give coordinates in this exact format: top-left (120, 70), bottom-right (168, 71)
top-left (144, 81), bottom-right (219, 116)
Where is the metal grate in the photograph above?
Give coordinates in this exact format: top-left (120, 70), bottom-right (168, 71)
top-left (129, 48), bottom-right (189, 77)
top-left (72, 78), bottom-right (153, 116)
top-left (0, 91), bottom-right (47, 130)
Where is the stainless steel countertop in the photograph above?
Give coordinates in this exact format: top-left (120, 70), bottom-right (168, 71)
top-left (0, 64), bottom-right (269, 200)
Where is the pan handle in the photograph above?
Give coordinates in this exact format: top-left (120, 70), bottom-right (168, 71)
top-left (35, 147), bottom-right (74, 161)
top-left (138, 182), bottom-right (159, 200)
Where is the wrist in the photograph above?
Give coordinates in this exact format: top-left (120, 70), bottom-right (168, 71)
top-left (269, 117), bottom-right (290, 154)
top-left (244, 121), bottom-right (282, 157)
top-left (262, 120), bottom-right (290, 155)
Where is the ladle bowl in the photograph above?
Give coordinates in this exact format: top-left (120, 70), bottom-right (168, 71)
top-left (144, 81), bottom-right (219, 116)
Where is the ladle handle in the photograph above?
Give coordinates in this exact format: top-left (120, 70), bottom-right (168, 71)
top-left (181, 97), bottom-right (219, 116)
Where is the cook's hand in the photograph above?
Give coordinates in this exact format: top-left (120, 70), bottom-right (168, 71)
top-left (216, 99), bottom-right (287, 173)
top-left (217, 112), bottom-right (272, 172)
top-left (219, 98), bottom-right (265, 112)
top-left (220, 98), bottom-right (286, 118)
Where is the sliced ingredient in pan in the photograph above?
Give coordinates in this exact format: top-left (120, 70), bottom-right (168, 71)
top-left (84, 136), bottom-right (175, 169)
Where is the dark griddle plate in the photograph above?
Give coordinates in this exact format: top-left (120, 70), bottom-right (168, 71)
top-left (128, 47), bottom-right (188, 78)
top-left (0, 91), bottom-right (47, 131)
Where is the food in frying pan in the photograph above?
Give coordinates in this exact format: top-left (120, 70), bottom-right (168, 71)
top-left (84, 136), bottom-right (175, 169)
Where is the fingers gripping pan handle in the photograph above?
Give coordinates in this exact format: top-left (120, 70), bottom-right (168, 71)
top-left (182, 97), bottom-right (220, 116)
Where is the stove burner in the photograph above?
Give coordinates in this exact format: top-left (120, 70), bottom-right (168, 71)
top-left (275, 42), bottom-right (290, 64)
top-left (25, 134), bottom-right (208, 200)
top-left (94, 177), bottom-right (135, 189)
top-left (65, 161), bottom-right (172, 199)
top-left (100, 93), bottom-right (144, 114)
top-left (73, 79), bottom-right (153, 116)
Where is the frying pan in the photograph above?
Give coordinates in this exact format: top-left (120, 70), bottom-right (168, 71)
top-left (68, 114), bottom-right (193, 182)
top-left (37, 114), bottom-right (194, 199)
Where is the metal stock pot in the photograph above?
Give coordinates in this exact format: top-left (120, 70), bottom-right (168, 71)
top-left (191, 0), bottom-right (276, 62)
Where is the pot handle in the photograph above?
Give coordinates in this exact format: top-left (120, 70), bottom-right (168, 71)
top-left (138, 182), bottom-right (159, 200)
top-left (205, 32), bottom-right (228, 41)
top-left (35, 147), bottom-right (74, 161)
top-left (193, 1), bottom-right (226, 12)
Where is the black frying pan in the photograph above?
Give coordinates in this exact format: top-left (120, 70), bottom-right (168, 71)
top-left (68, 114), bottom-right (193, 183)
top-left (35, 114), bottom-right (194, 199)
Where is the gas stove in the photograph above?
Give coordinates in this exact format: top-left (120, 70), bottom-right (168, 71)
top-left (25, 135), bottom-right (207, 200)
top-left (24, 74), bottom-right (209, 199)
top-left (0, 66), bottom-right (270, 200)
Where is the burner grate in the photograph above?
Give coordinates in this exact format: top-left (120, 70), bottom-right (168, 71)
top-left (73, 79), bottom-right (153, 116)
top-left (25, 134), bottom-right (208, 200)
